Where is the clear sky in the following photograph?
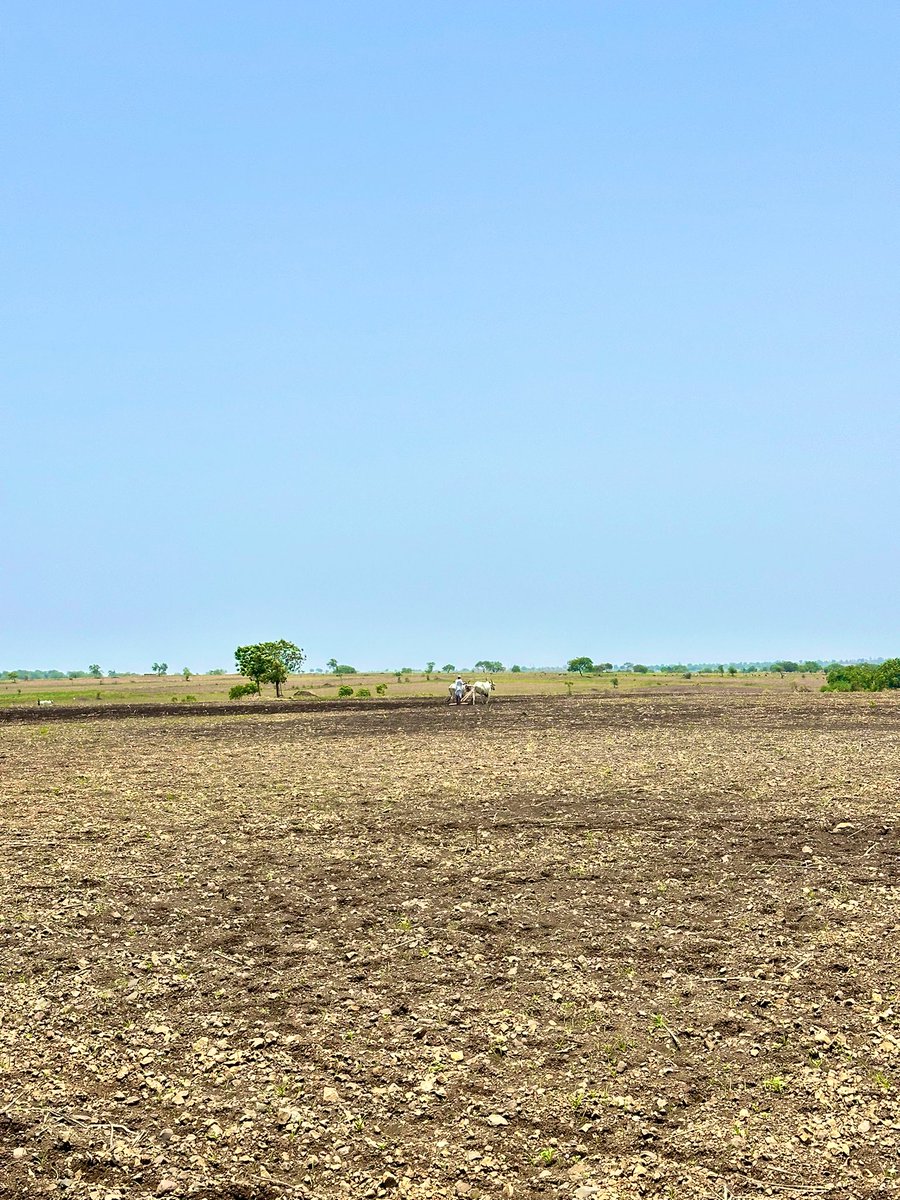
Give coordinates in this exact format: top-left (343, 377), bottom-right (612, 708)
top-left (3, 2), bottom-right (898, 672)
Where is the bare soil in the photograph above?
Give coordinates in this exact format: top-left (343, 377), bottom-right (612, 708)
top-left (1, 693), bottom-right (898, 1199)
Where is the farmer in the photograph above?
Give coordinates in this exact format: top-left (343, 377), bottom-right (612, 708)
top-left (453, 676), bottom-right (466, 705)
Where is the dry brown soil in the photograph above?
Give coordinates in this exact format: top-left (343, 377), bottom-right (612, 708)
top-left (1, 694), bottom-right (898, 1200)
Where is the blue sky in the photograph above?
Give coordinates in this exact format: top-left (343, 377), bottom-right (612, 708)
top-left (3, 2), bottom-right (898, 671)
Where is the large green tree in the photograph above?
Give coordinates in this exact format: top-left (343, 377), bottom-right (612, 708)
top-left (235, 640), bottom-right (305, 697)
top-left (567, 657), bottom-right (594, 674)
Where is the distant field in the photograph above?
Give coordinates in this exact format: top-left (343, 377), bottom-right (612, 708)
top-left (0, 669), bottom-right (826, 707)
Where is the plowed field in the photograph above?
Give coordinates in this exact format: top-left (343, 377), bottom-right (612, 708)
top-left (1, 694), bottom-right (898, 1199)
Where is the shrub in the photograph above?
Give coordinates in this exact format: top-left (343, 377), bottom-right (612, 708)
top-left (356, 687), bottom-right (371, 698)
top-left (875, 659), bottom-right (900, 688)
top-left (338, 685), bottom-right (354, 698)
top-left (229, 682), bottom-right (258, 699)
top-left (824, 658), bottom-right (900, 692)
top-left (375, 683), bottom-right (388, 696)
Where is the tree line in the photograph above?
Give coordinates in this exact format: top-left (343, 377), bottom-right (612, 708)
top-left (565, 658), bottom-right (874, 675)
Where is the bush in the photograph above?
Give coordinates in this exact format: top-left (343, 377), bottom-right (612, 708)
top-left (824, 659), bottom-right (900, 692)
top-left (876, 659), bottom-right (900, 689)
top-left (356, 687), bottom-right (371, 698)
top-left (229, 683), bottom-right (258, 699)
top-left (338, 685), bottom-right (354, 698)
top-left (375, 683), bottom-right (388, 696)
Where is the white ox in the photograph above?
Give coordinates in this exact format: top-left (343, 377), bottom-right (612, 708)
top-left (447, 680), bottom-right (495, 704)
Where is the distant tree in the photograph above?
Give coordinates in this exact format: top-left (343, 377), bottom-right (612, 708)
top-left (426, 661), bottom-right (435, 674)
top-left (332, 664), bottom-right (357, 675)
top-left (772, 660), bottom-right (800, 673)
top-left (727, 665), bottom-right (738, 676)
top-left (633, 664), bottom-right (650, 674)
top-left (151, 662), bottom-right (168, 676)
top-left (400, 667), bottom-right (413, 674)
top-left (88, 664), bottom-right (102, 678)
top-left (801, 661), bottom-right (821, 673)
top-left (621, 662), bottom-right (634, 672)
top-left (511, 664), bottom-right (522, 672)
top-left (567, 657), bottom-right (594, 675)
top-left (208, 668), bottom-right (226, 675)
top-left (107, 670), bottom-right (118, 678)
top-left (326, 658), bottom-right (339, 674)
top-left (235, 640), bottom-right (305, 698)
top-left (716, 664), bottom-right (725, 675)
top-left (596, 662), bottom-right (613, 672)
top-left (442, 664), bottom-right (455, 674)
top-left (475, 660), bottom-right (503, 673)
top-left (744, 665), bottom-right (758, 673)
top-left (182, 667), bottom-right (192, 681)
top-left (5, 671), bottom-right (18, 683)
top-left (66, 670), bottom-right (82, 679)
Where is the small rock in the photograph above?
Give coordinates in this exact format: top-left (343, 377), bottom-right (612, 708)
top-left (322, 1086), bottom-right (340, 1103)
top-left (831, 822), bottom-right (855, 834)
top-left (156, 1182), bottom-right (178, 1197)
top-left (486, 1113), bottom-right (508, 1126)
top-left (12, 1148), bottom-right (26, 1160)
